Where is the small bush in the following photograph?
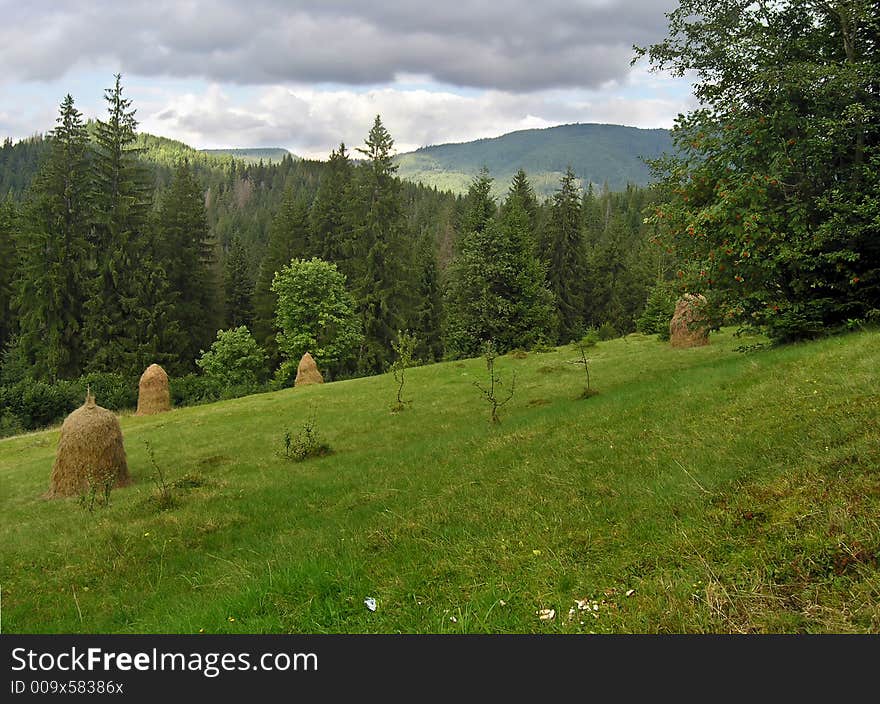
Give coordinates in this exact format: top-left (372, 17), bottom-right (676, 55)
top-left (0, 409), bottom-right (24, 438)
top-left (597, 322), bottom-right (618, 341)
top-left (637, 284), bottom-right (676, 340)
top-left (196, 326), bottom-right (268, 388)
top-left (284, 409), bottom-right (332, 462)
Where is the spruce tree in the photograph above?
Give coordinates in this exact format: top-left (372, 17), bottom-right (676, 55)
top-left (543, 167), bottom-right (587, 342)
top-left (444, 194), bottom-right (555, 357)
top-left (84, 74), bottom-right (176, 374)
top-left (224, 235), bottom-right (253, 328)
top-left (0, 200), bottom-right (19, 356)
top-left (14, 95), bottom-right (92, 379)
top-left (412, 233), bottom-right (444, 361)
top-left (460, 167), bottom-right (496, 239)
top-left (502, 168), bottom-right (539, 236)
top-left (253, 188), bottom-right (310, 357)
top-left (155, 160), bottom-right (217, 367)
top-left (309, 143), bottom-right (353, 274)
top-left (348, 116), bottom-right (414, 374)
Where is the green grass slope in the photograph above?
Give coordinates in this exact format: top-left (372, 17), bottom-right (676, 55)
top-left (393, 123), bottom-right (674, 197)
top-left (1, 330), bottom-right (878, 633)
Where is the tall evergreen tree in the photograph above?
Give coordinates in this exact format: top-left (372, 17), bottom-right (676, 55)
top-left (348, 115), bottom-right (414, 374)
top-left (252, 188), bottom-right (310, 356)
top-left (502, 168), bottom-right (539, 236)
top-left (0, 200), bottom-right (19, 355)
top-left (84, 74), bottom-right (177, 374)
top-left (412, 233), bottom-right (444, 361)
top-left (543, 167), bottom-right (587, 342)
top-left (155, 160), bottom-right (217, 367)
top-left (14, 95), bottom-right (92, 379)
top-left (460, 167), bottom-right (496, 239)
top-left (444, 194), bottom-right (555, 357)
top-left (224, 235), bottom-right (253, 329)
top-left (309, 143), bottom-right (353, 274)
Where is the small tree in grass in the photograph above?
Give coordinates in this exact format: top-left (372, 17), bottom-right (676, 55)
top-left (390, 330), bottom-right (417, 412)
top-left (569, 332), bottom-right (598, 399)
top-left (474, 340), bottom-right (516, 424)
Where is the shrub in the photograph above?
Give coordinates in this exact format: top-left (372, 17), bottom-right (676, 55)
top-left (637, 284), bottom-right (676, 340)
top-left (75, 373), bottom-right (137, 411)
top-left (0, 409), bottom-right (24, 438)
top-left (597, 322), bottom-right (618, 341)
top-left (196, 326), bottom-right (268, 388)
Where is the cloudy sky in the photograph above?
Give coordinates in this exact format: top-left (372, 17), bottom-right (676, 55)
top-left (0, 0), bottom-right (693, 159)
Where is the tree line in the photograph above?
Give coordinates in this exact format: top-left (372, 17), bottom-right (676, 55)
top-left (0, 76), bottom-right (661, 393)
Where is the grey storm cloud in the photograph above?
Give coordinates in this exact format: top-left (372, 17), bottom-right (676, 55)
top-left (0, 0), bottom-right (676, 91)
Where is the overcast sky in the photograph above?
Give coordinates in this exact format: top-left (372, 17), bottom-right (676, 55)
top-left (0, 0), bottom-right (694, 159)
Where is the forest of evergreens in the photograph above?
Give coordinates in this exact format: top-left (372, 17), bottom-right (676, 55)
top-left (0, 77), bottom-right (662, 435)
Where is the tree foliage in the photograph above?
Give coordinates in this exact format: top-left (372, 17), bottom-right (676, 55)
top-left (271, 257), bottom-right (363, 382)
top-left (638, 0), bottom-right (880, 341)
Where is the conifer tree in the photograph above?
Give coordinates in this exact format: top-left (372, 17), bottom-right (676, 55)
top-left (155, 160), bottom-right (217, 367)
top-left (253, 188), bottom-right (310, 356)
top-left (412, 233), bottom-right (444, 361)
top-left (543, 167), bottom-right (587, 342)
top-left (224, 235), bottom-right (253, 328)
top-left (460, 167), bottom-right (496, 239)
top-left (309, 143), bottom-right (353, 274)
top-left (14, 95), bottom-right (92, 379)
top-left (348, 116), bottom-right (414, 374)
top-left (0, 200), bottom-right (19, 356)
top-left (444, 192), bottom-right (555, 357)
top-left (84, 75), bottom-right (170, 374)
top-left (502, 168), bottom-right (539, 236)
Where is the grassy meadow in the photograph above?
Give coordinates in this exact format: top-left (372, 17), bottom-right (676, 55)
top-left (1, 329), bottom-right (878, 633)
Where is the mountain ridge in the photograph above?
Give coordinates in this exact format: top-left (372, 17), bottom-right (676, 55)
top-left (392, 122), bottom-right (674, 197)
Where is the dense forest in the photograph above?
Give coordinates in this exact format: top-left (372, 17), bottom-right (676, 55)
top-left (0, 76), bottom-right (662, 434)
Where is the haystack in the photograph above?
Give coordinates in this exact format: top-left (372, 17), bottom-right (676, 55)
top-left (47, 392), bottom-right (130, 498)
top-left (670, 293), bottom-right (710, 348)
top-left (136, 363), bottom-right (171, 415)
top-left (295, 352), bottom-right (324, 386)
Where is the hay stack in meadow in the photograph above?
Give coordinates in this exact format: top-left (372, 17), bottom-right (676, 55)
top-left (136, 363), bottom-right (171, 415)
top-left (295, 352), bottom-right (324, 386)
top-left (47, 392), bottom-right (130, 498)
top-left (670, 293), bottom-right (710, 348)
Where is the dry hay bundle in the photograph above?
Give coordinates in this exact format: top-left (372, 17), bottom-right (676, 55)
top-left (295, 352), bottom-right (324, 387)
top-left (669, 293), bottom-right (710, 348)
top-left (136, 363), bottom-right (171, 415)
top-left (47, 393), bottom-right (130, 498)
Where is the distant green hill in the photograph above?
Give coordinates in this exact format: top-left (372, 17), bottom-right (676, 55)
top-left (199, 148), bottom-right (295, 164)
top-left (393, 123), bottom-right (674, 198)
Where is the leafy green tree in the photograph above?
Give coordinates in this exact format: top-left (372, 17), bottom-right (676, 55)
top-left (348, 116), bottom-right (414, 374)
top-left (155, 160), bottom-right (217, 367)
top-left (637, 0), bottom-right (880, 341)
top-left (253, 188), bottom-right (311, 356)
top-left (542, 167), bottom-right (587, 342)
top-left (14, 95), bottom-right (92, 379)
top-left (224, 235), bottom-right (253, 328)
top-left (309, 143), bottom-right (353, 274)
top-left (271, 257), bottom-right (363, 382)
top-left (196, 326), bottom-right (267, 387)
top-left (444, 196), bottom-right (555, 357)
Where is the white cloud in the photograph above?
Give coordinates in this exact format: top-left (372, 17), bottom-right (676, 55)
top-left (139, 81), bottom-right (691, 159)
